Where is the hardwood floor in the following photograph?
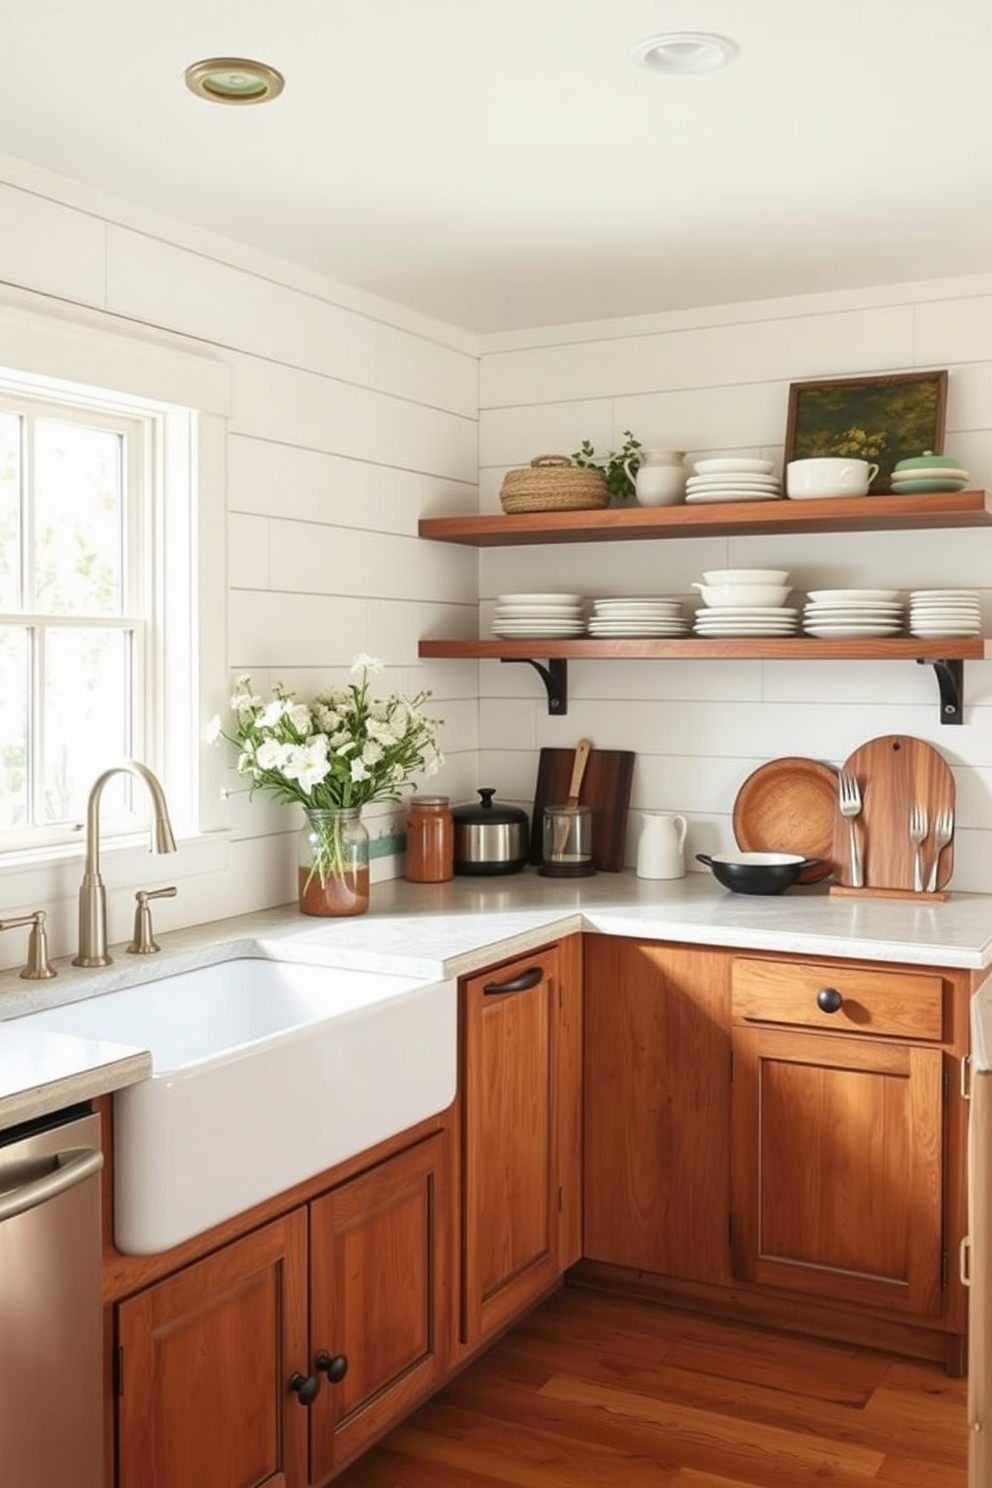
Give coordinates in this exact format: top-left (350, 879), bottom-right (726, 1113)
top-left (335, 1285), bottom-right (968, 1487)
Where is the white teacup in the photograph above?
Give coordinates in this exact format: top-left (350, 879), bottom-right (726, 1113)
top-left (786, 457), bottom-right (880, 500)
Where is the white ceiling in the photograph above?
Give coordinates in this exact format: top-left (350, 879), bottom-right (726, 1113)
top-left (3, 0), bottom-right (992, 334)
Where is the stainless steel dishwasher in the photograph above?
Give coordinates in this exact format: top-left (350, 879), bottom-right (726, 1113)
top-left (0, 1105), bottom-right (104, 1488)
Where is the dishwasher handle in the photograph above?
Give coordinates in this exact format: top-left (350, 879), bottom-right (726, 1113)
top-left (0, 1145), bottom-right (104, 1223)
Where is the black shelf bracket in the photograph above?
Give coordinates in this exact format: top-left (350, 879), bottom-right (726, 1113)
top-left (918, 657), bottom-right (964, 724)
top-left (501, 657), bottom-right (568, 715)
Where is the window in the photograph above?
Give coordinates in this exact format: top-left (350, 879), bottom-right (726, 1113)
top-left (0, 377), bottom-right (193, 853)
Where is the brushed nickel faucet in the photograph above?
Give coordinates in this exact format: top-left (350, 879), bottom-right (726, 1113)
top-left (0, 910), bottom-right (57, 979)
top-left (73, 762), bottom-right (177, 967)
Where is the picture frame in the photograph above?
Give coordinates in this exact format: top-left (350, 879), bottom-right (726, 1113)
top-left (784, 370), bottom-right (948, 493)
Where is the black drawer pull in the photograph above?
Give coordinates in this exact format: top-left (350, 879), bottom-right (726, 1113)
top-left (483, 965), bottom-right (544, 995)
top-left (816, 986), bottom-right (844, 1014)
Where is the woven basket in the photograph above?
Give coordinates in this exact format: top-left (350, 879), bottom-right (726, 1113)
top-left (500, 455), bottom-right (609, 514)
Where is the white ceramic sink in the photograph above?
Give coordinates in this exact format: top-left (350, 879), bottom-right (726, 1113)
top-left (17, 957), bottom-right (456, 1254)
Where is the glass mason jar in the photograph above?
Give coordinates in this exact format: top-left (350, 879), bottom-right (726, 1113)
top-left (298, 807), bottom-right (370, 917)
top-left (405, 795), bottom-right (454, 883)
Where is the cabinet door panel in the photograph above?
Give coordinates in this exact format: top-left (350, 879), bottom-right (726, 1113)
top-left (116, 1211), bottom-right (308, 1488)
top-left (732, 1027), bottom-right (943, 1316)
top-left (583, 939), bottom-right (732, 1284)
top-left (462, 947), bottom-right (561, 1346)
top-left (309, 1134), bottom-right (448, 1479)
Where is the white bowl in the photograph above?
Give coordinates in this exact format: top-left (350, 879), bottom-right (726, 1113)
top-left (702, 568), bottom-right (790, 585)
top-left (692, 582), bottom-right (792, 608)
top-left (693, 457), bottom-right (775, 476)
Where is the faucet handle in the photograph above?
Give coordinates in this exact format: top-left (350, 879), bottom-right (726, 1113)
top-left (0, 910), bottom-right (58, 980)
top-left (126, 887), bottom-right (178, 956)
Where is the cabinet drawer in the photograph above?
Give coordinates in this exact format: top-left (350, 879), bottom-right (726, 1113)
top-left (731, 958), bottom-right (943, 1040)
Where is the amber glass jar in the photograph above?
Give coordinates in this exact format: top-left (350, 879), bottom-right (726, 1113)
top-left (405, 796), bottom-right (454, 883)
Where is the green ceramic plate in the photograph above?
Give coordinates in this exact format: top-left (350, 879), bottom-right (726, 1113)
top-left (889, 478), bottom-right (969, 493)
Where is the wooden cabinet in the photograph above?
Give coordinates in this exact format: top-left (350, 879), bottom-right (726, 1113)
top-left (309, 1135), bottom-right (448, 1479)
top-left (730, 955), bottom-right (968, 1349)
top-left (116, 1211), bottom-right (309, 1488)
top-left (459, 938), bottom-right (582, 1349)
top-left (115, 1133), bottom-right (448, 1488)
top-left (582, 938), bottom-right (732, 1285)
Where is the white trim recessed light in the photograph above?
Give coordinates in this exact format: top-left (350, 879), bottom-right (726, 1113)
top-left (184, 57), bottom-right (285, 105)
top-left (632, 32), bottom-right (739, 75)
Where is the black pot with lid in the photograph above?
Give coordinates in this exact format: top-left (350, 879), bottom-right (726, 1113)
top-left (452, 788), bottom-right (530, 875)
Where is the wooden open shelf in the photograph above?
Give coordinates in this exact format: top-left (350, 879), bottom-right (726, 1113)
top-left (418, 490), bottom-right (992, 547)
top-left (417, 489), bottom-right (992, 722)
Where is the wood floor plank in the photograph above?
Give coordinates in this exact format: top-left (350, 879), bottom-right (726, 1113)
top-left (334, 1287), bottom-right (969, 1488)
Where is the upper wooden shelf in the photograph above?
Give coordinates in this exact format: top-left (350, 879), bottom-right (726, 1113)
top-left (418, 490), bottom-right (992, 547)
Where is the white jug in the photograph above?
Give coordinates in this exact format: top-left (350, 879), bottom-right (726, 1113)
top-left (635, 811), bottom-right (687, 880)
top-left (623, 449), bottom-right (687, 508)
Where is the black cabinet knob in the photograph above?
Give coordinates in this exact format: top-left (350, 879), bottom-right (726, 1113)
top-left (316, 1350), bottom-right (349, 1384)
top-left (288, 1371), bottom-right (321, 1406)
top-left (816, 986), bottom-right (843, 1014)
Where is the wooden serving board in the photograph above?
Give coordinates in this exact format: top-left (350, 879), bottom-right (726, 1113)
top-left (830, 734), bottom-right (955, 894)
top-left (529, 747), bottom-right (635, 872)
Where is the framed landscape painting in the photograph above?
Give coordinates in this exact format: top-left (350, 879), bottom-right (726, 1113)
top-left (784, 370), bottom-right (948, 493)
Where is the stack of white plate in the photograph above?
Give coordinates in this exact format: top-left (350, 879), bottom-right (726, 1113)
top-left (693, 606), bottom-right (799, 637)
top-left (492, 592), bottom-right (585, 639)
top-left (586, 596), bottom-right (690, 637)
top-left (802, 588), bottom-right (903, 638)
top-left (908, 589), bottom-right (983, 638)
top-left (685, 457), bottom-right (782, 505)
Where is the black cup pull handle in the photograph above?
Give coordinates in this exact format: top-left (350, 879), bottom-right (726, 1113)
top-left (316, 1350), bottom-right (349, 1384)
top-left (289, 1370), bottom-right (321, 1406)
top-left (482, 965), bottom-right (544, 996)
top-left (816, 986), bottom-right (843, 1014)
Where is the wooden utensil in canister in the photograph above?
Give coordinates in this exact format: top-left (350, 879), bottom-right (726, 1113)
top-left (554, 737), bottom-right (592, 855)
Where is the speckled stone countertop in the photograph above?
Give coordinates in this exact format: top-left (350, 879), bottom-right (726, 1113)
top-left (3, 869), bottom-right (992, 1130)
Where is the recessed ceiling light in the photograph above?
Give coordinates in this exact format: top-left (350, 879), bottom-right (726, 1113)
top-left (632, 32), bottom-right (739, 75)
top-left (184, 57), bottom-right (285, 105)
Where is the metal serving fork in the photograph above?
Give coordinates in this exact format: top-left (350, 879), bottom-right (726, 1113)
top-left (925, 807), bottom-right (954, 893)
top-left (909, 805), bottom-right (929, 892)
top-left (838, 769), bottom-right (864, 888)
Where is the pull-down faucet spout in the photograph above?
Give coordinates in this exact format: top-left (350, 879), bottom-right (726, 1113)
top-left (72, 762), bottom-right (177, 967)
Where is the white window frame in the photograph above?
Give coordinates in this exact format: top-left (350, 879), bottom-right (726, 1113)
top-left (0, 292), bottom-right (231, 890)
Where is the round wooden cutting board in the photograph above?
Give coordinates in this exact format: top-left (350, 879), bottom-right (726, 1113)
top-left (732, 757), bottom-right (838, 883)
top-left (831, 734), bottom-right (955, 891)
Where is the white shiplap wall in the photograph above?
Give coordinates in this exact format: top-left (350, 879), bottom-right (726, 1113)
top-left (0, 155), bottom-right (482, 962)
top-left (474, 282), bottom-right (992, 890)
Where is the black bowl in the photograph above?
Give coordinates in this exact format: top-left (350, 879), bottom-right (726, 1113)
top-left (696, 851), bottom-right (820, 896)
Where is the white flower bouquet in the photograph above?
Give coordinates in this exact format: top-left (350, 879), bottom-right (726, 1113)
top-left (211, 655), bottom-right (445, 901)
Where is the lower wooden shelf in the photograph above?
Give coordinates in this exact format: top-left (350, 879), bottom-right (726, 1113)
top-left (417, 637), bottom-right (991, 723)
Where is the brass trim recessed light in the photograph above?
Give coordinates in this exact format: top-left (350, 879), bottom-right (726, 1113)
top-left (184, 57), bottom-right (285, 105)
top-left (632, 32), bottom-right (739, 75)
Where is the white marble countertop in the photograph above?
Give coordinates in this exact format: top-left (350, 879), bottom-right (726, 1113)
top-left (3, 868), bottom-right (992, 1130)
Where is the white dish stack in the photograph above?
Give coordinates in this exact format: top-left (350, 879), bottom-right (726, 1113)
top-left (685, 456), bottom-right (782, 505)
top-left (691, 568), bottom-right (799, 637)
top-left (802, 589), bottom-right (903, 638)
top-left (586, 596), bottom-right (690, 637)
top-left (492, 592), bottom-right (585, 638)
top-left (908, 589), bottom-right (982, 638)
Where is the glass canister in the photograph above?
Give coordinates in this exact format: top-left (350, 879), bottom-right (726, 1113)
top-left (405, 795), bottom-right (454, 883)
top-left (539, 802), bottom-right (595, 877)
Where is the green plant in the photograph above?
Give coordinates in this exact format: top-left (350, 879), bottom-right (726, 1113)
top-left (572, 429), bottom-right (642, 501)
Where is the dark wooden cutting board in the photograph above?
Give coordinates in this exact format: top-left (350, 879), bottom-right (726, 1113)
top-left (529, 747), bottom-right (635, 871)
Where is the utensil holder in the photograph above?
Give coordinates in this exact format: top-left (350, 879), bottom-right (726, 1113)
top-left (539, 804), bottom-right (595, 877)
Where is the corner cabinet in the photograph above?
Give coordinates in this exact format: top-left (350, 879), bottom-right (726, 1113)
top-left (417, 491), bottom-right (992, 723)
top-left (458, 939), bottom-right (582, 1353)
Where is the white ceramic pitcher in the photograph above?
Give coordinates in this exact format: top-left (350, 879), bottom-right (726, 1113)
top-left (623, 448), bottom-right (687, 508)
top-left (635, 811), bottom-right (687, 879)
